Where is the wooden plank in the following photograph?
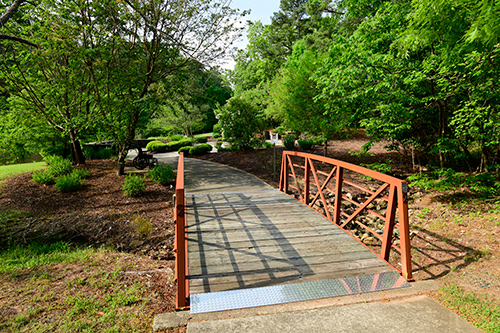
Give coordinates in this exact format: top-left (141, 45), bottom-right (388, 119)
top-left (189, 265), bottom-right (395, 294)
top-left (188, 251), bottom-right (381, 276)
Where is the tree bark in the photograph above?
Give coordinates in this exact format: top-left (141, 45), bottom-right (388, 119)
top-left (68, 129), bottom-right (85, 165)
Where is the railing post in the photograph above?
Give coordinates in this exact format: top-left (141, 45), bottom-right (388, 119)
top-left (333, 166), bottom-right (343, 224)
top-left (381, 184), bottom-right (397, 260)
top-left (282, 152), bottom-right (289, 193)
top-left (175, 153), bottom-right (187, 309)
top-left (304, 158), bottom-right (310, 205)
top-left (397, 182), bottom-right (413, 281)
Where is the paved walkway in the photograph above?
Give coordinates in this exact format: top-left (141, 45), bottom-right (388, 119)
top-left (144, 154), bottom-right (480, 332)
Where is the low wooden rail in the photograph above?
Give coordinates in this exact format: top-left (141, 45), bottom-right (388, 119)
top-left (174, 152), bottom-right (189, 309)
top-left (279, 151), bottom-right (413, 281)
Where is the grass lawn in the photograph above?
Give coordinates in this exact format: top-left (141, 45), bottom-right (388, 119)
top-left (193, 132), bottom-right (213, 139)
top-left (0, 161), bottom-right (46, 181)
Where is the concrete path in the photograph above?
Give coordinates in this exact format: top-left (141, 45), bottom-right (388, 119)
top-left (149, 155), bottom-right (481, 333)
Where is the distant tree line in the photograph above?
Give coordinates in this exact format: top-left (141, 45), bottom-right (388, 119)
top-left (227, 0), bottom-right (500, 172)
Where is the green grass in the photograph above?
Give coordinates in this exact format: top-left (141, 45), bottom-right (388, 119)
top-left (438, 284), bottom-right (500, 332)
top-left (193, 132), bottom-right (213, 139)
top-left (0, 243), bottom-right (154, 332)
top-left (0, 161), bottom-right (46, 181)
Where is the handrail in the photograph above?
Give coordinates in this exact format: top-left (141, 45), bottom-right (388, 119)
top-left (279, 151), bottom-right (412, 281)
top-left (174, 152), bottom-right (189, 309)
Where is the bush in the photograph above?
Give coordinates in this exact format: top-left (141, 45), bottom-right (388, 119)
top-left (212, 123), bottom-right (222, 138)
top-left (83, 147), bottom-right (114, 160)
top-left (194, 137), bottom-right (208, 143)
top-left (283, 135), bottom-right (296, 150)
top-left (298, 138), bottom-right (315, 150)
top-left (166, 139), bottom-right (193, 151)
top-left (73, 168), bottom-right (91, 179)
top-left (148, 164), bottom-right (174, 185)
top-left (146, 140), bottom-right (164, 152)
top-left (55, 171), bottom-right (84, 193)
top-left (189, 144), bottom-right (213, 155)
top-left (178, 146), bottom-right (191, 155)
top-left (44, 155), bottom-right (73, 177)
top-left (32, 170), bottom-right (55, 185)
top-left (122, 174), bottom-right (146, 197)
top-left (215, 97), bottom-right (263, 149)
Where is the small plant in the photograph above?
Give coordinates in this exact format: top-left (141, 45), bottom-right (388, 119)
top-left (263, 141), bottom-right (274, 148)
top-left (283, 135), bottom-right (296, 150)
top-left (194, 137), bottom-right (208, 143)
top-left (55, 171), bottom-right (84, 193)
top-left (32, 170), bottom-right (55, 185)
top-left (46, 156), bottom-right (73, 177)
top-left (212, 123), bottom-right (222, 138)
top-left (168, 134), bottom-right (186, 142)
top-left (122, 174), bottom-right (146, 197)
top-left (297, 138), bottom-right (315, 150)
top-left (148, 164), bottom-right (174, 185)
top-left (132, 214), bottom-right (153, 237)
top-left (189, 144), bottom-right (213, 155)
top-left (73, 168), bottom-right (91, 179)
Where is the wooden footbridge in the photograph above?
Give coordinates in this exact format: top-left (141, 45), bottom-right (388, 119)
top-left (173, 152), bottom-right (413, 313)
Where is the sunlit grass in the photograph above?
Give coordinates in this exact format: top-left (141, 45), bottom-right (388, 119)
top-left (0, 161), bottom-right (46, 181)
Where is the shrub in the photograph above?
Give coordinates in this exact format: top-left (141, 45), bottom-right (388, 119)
top-left (168, 134), bottom-right (185, 142)
top-left (165, 139), bottom-right (193, 151)
top-left (55, 171), bottom-right (84, 193)
top-left (146, 140), bottom-right (164, 152)
top-left (44, 155), bottom-right (73, 177)
top-left (212, 123), bottom-right (222, 138)
top-left (189, 144), bottom-right (212, 155)
top-left (93, 148), bottom-right (114, 159)
top-left (262, 141), bottom-right (274, 148)
top-left (298, 138), bottom-right (315, 150)
top-left (215, 97), bottom-right (263, 149)
top-left (194, 137), bottom-right (208, 143)
top-left (178, 146), bottom-right (191, 155)
top-left (73, 168), bottom-right (91, 179)
top-left (283, 135), bottom-right (296, 150)
top-left (32, 170), bottom-right (55, 185)
top-left (122, 174), bottom-right (146, 197)
top-left (148, 164), bottom-right (174, 185)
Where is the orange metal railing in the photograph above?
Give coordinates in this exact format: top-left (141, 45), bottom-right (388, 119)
top-left (279, 151), bottom-right (413, 281)
top-left (174, 152), bottom-right (189, 309)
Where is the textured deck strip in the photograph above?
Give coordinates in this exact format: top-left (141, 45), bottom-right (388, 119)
top-left (186, 190), bottom-right (397, 295)
top-left (190, 271), bottom-right (411, 314)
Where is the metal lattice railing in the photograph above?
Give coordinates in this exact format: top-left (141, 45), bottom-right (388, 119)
top-left (279, 151), bottom-right (413, 281)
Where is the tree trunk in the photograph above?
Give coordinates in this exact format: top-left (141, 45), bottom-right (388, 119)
top-left (68, 129), bottom-right (85, 165)
top-left (116, 148), bottom-right (127, 176)
top-left (323, 140), bottom-right (328, 157)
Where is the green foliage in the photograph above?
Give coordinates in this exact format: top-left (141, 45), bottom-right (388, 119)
top-left (146, 141), bottom-right (164, 152)
top-left (408, 169), bottom-right (500, 196)
top-left (215, 97), bottom-right (263, 150)
top-left (122, 174), bottom-right (146, 197)
top-left (178, 146), bottom-right (192, 155)
top-left (55, 171), bottom-right (84, 193)
top-left (44, 156), bottom-right (73, 177)
top-left (189, 144), bottom-right (213, 155)
top-left (194, 137), bottom-right (208, 143)
top-left (297, 138), bottom-right (315, 150)
top-left (148, 164), bottom-right (174, 185)
top-left (212, 123), bottom-right (222, 138)
top-left (169, 135), bottom-right (186, 142)
top-left (31, 170), bottom-right (55, 185)
top-left (83, 147), bottom-right (115, 160)
top-left (283, 135), bottom-right (296, 150)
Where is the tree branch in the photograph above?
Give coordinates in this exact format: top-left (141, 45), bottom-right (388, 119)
top-left (0, 33), bottom-right (38, 47)
top-left (0, 0), bottom-right (27, 26)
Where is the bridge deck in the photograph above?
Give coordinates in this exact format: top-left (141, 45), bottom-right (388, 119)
top-left (186, 189), bottom-right (396, 295)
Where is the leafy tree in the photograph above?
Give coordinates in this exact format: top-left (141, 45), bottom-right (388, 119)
top-left (215, 97), bottom-right (263, 149)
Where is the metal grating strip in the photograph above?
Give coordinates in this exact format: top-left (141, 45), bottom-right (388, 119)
top-left (190, 271), bottom-right (411, 314)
